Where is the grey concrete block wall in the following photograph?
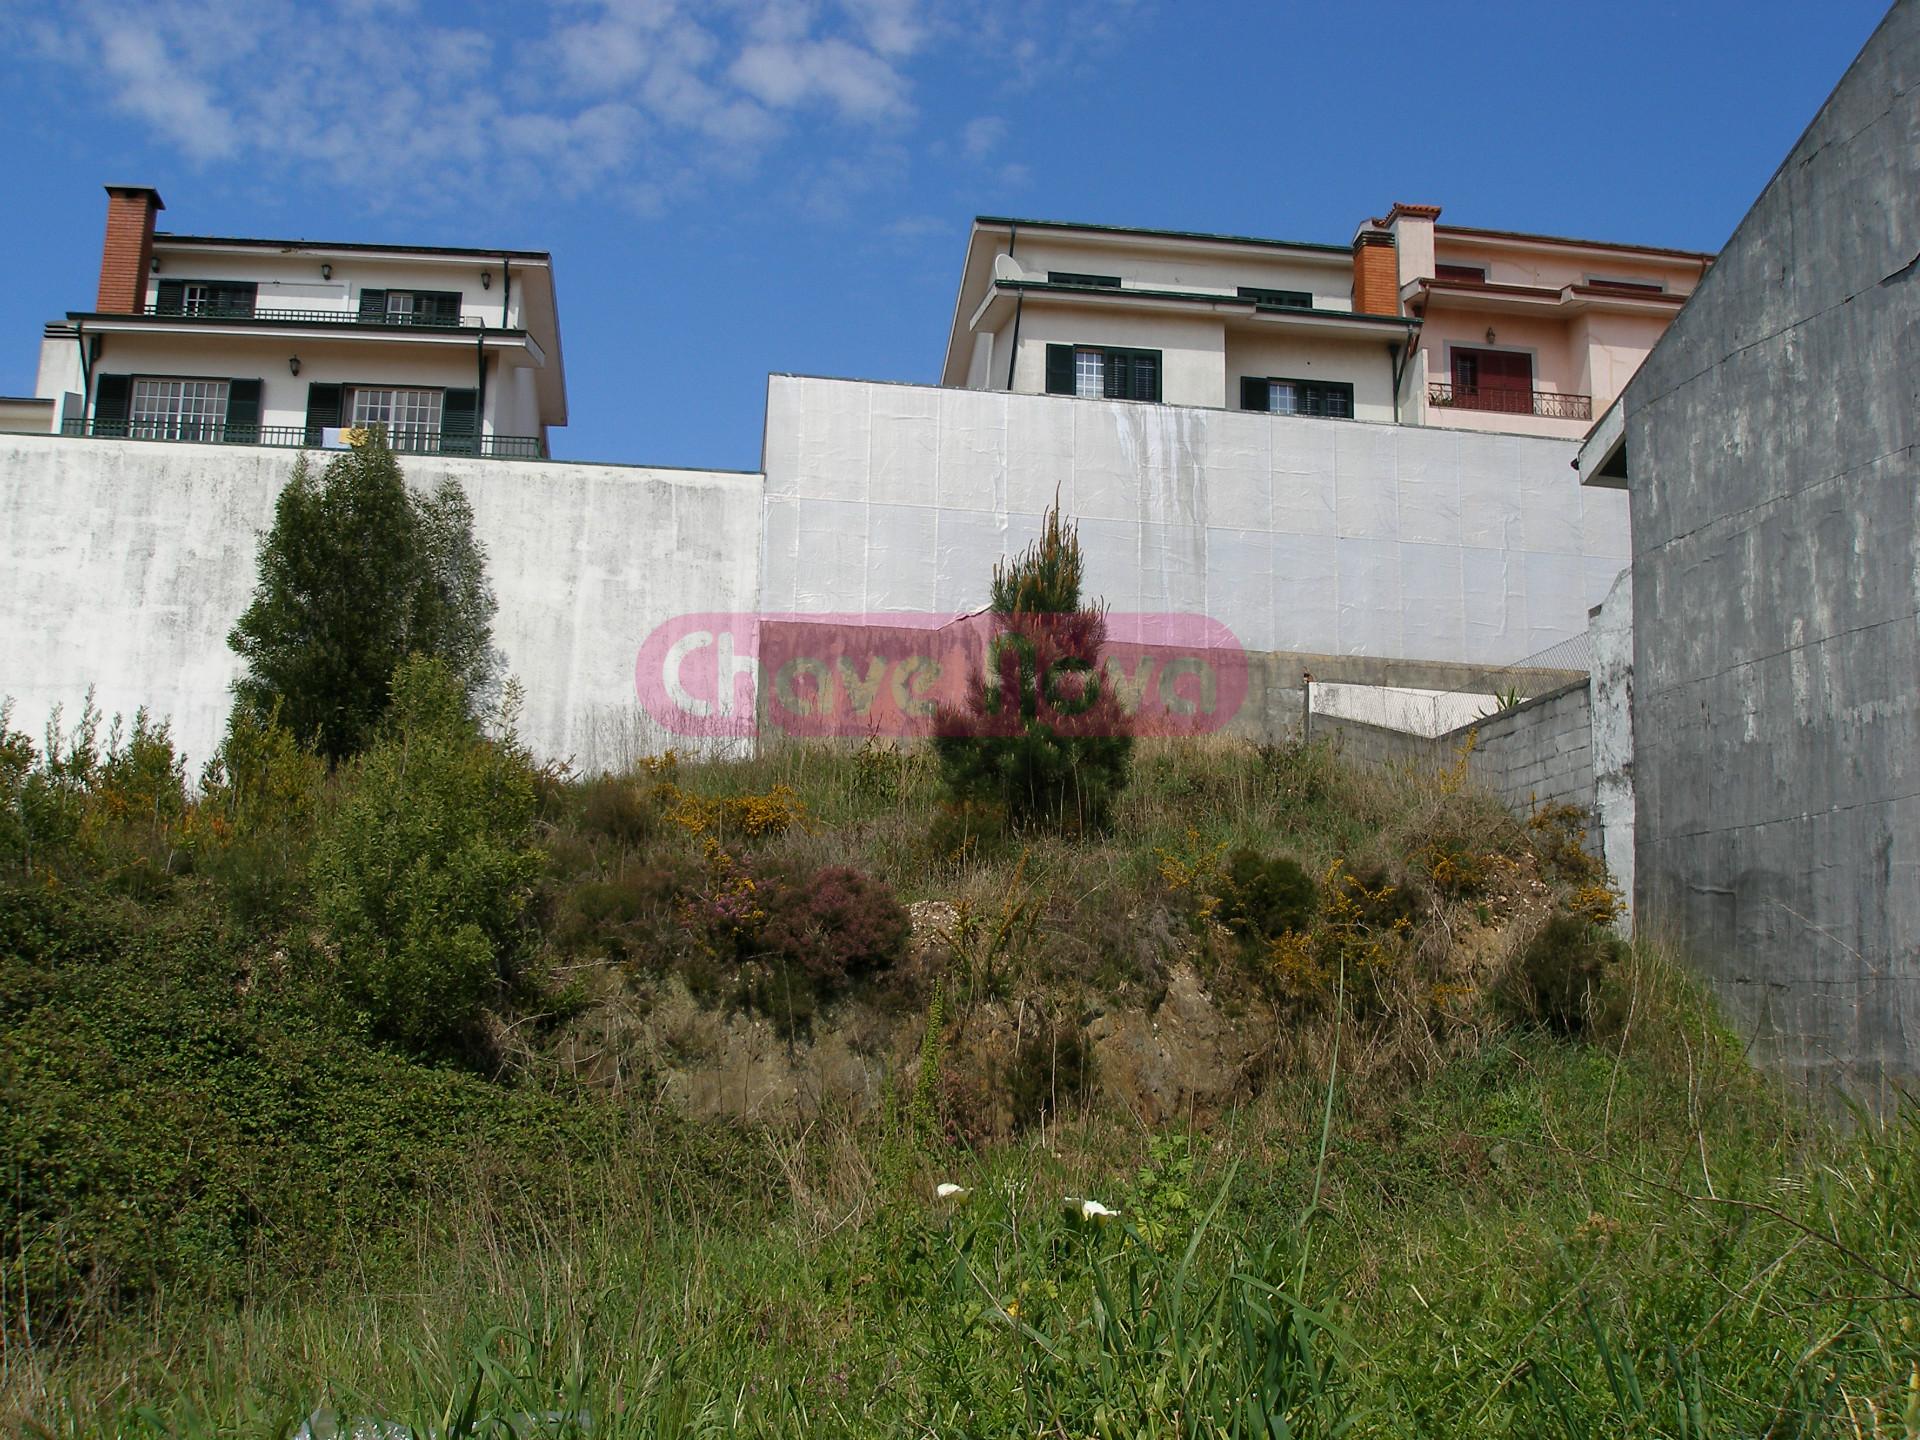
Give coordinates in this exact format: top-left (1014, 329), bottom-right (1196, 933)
top-left (1620, 0), bottom-right (1919, 1100)
top-left (1315, 678), bottom-right (1599, 836)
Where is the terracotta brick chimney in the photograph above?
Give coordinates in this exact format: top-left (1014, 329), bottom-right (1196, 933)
top-left (96, 185), bottom-right (165, 313)
top-left (1351, 230), bottom-right (1398, 316)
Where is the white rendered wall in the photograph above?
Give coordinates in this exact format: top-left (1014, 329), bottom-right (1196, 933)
top-left (1010, 304), bottom-right (1228, 408)
top-left (0, 433), bottom-right (762, 774)
top-left (995, 235), bottom-right (1352, 307)
top-left (761, 376), bottom-right (1628, 667)
top-left (1222, 329), bottom-right (1397, 422)
top-left (145, 252), bottom-right (516, 328)
top-left (47, 331), bottom-right (544, 441)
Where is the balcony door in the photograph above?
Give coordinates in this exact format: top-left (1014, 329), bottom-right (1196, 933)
top-left (1451, 347), bottom-right (1532, 414)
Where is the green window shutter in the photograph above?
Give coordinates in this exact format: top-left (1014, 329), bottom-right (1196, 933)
top-left (441, 387), bottom-right (478, 455)
top-left (94, 374), bottom-right (132, 435)
top-left (357, 289), bottom-right (388, 322)
top-left (226, 379), bottom-right (263, 443)
top-left (1044, 344), bottom-right (1074, 395)
top-left (215, 282), bottom-right (258, 317)
top-left (1103, 350), bottom-right (1130, 400)
top-left (1128, 349), bottom-right (1161, 403)
top-left (155, 280), bottom-right (185, 314)
top-left (421, 291), bottom-right (463, 325)
top-left (1240, 377), bottom-right (1270, 411)
top-left (304, 382), bottom-right (344, 445)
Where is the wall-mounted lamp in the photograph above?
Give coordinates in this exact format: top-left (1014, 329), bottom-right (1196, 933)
top-left (320, 262), bottom-right (332, 280)
top-left (1485, 326), bottom-right (1497, 344)
top-left (288, 356), bottom-right (301, 377)
top-left (150, 257), bottom-right (161, 274)
top-left (480, 270), bottom-right (492, 290)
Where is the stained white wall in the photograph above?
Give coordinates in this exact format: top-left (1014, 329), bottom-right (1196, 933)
top-left (0, 433), bottom-right (762, 774)
top-left (761, 376), bottom-right (1628, 667)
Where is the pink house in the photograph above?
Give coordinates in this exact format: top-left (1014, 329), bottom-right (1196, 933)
top-left (1362, 202), bottom-right (1713, 437)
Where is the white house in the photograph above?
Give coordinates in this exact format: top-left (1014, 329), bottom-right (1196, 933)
top-left (30, 186), bottom-right (566, 458)
top-left (942, 216), bottom-right (1412, 422)
top-left (941, 209), bottom-right (1711, 441)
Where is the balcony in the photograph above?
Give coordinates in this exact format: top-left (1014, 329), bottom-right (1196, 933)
top-left (1427, 382), bottom-right (1591, 422)
top-left (60, 418), bottom-right (545, 459)
top-left (131, 303), bottom-right (489, 329)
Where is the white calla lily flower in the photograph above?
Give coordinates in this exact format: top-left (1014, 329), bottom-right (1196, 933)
top-left (935, 1182), bottom-right (969, 1200)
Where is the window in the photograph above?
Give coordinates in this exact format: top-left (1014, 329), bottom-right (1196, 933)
top-left (1449, 347), bottom-right (1534, 413)
top-left (1074, 348), bottom-right (1105, 398)
top-left (349, 386), bottom-right (444, 449)
top-left (1239, 376), bottom-right (1353, 419)
top-left (1585, 275), bottom-right (1664, 293)
top-left (1048, 271), bottom-right (1122, 288)
top-left (1435, 263), bottom-right (1488, 283)
top-left (356, 288), bottom-right (464, 325)
top-left (1238, 286), bottom-right (1313, 310)
top-left (131, 377), bottom-right (229, 440)
top-left (154, 279), bottom-right (258, 316)
top-left (1044, 344), bottom-right (1162, 402)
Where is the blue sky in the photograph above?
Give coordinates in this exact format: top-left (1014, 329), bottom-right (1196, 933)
top-left (0, 0), bottom-right (1893, 470)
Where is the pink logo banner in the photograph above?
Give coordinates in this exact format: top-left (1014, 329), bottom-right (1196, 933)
top-left (634, 612), bottom-right (1250, 739)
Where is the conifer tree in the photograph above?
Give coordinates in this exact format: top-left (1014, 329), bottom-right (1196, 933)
top-left (228, 432), bottom-right (500, 763)
top-left (934, 502), bottom-right (1132, 830)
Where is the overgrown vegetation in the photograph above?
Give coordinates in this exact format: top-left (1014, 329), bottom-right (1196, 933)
top-left (3, 689), bottom-right (1916, 1435)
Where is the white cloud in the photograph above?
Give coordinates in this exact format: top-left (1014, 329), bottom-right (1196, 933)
top-left (962, 115), bottom-right (1005, 161)
top-left (95, 28), bottom-right (238, 160)
top-left (730, 36), bottom-right (911, 119)
top-left (12, 0), bottom-right (1151, 218)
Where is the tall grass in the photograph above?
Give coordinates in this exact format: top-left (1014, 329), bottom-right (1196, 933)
top-left (12, 947), bottom-right (1917, 1437)
top-left (7, 737), bottom-right (1918, 1436)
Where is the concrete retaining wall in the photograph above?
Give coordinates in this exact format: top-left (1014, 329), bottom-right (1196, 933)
top-left (1620, 0), bottom-right (1919, 1099)
top-left (0, 433), bottom-right (763, 773)
top-left (1316, 677), bottom-right (1597, 829)
top-left (761, 375), bottom-right (1626, 669)
top-left (1589, 568), bottom-right (1635, 933)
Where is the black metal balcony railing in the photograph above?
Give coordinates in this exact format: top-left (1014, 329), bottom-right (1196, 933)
top-left (132, 303), bottom-right (487, 329)
top-left (1427, 382), bottom-right (1592, 421)
top-left (60, 418), bottom-right (545, 460)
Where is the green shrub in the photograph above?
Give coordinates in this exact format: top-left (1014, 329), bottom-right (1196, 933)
top-left (0, 883), bottom-right (625, 1337)
top-left (757, 864), bottom-right (911, 992)
top-left (925, 796), bottom-right (1007, 861)
top-left (575, 774), bottom-right (659, 848)
top-left (1219, 846), bottom-right (1318, 942)
top-left (1501, 911), bottom-right (1629, 1038)
top-left (1007, 1019), bottom-right (1094, 1131)
top-left (193, 706), bottom-right (329, 926)
top-left (312, 657), bottom-right (543, 1057)
top-left (0, 697), bottom-right (189, 894)
top-left (554, 863), bottom-right (689, 964)
top-left (934, 504), bottom-right (1132, 831)
top-left (228, 435), bottom-right (500, 763)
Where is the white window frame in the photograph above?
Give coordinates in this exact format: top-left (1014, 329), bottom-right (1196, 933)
top-left (131, 376), bottom-right (229, 440)
top-left (348, 386), bottom-right (444, 450)
top-left (1074, 347), bottom-right (1105, 399)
